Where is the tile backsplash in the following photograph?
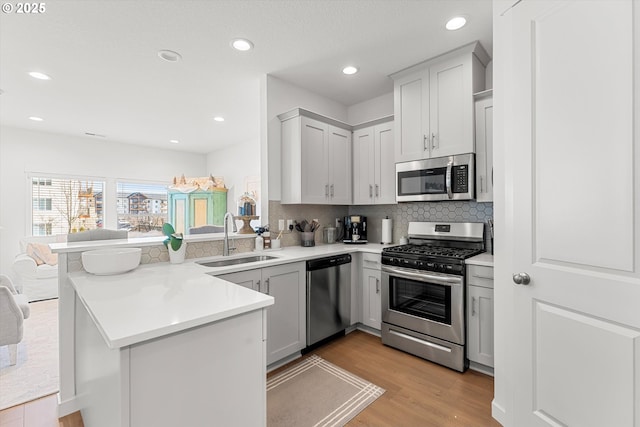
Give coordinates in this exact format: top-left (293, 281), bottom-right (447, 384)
top-left (269, 200), bottom-right (493, 251)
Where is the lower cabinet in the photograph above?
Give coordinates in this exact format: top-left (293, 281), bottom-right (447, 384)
top-left (361, 253), bottom-right (382, 330)
top-left (218, 262), bottom-right (306, 365)
top-left (466, 264), bottom-right (494, 369)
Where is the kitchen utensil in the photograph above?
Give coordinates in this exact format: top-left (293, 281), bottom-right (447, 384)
top-left (301, 231), bottom-right (315, 247)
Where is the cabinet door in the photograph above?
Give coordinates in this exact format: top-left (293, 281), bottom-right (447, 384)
top-left (361, 268), bottom-right (381, 330)
top-left (475, 96), bottom-right (493, 202)
top-left (429, 56), bottom-right (474, 157)
top-left (301, 116), bottom-right (330, 204)
top-left (374, 121), bottom-right (396, 204)
top-left (467, 285), bottom-right (494, 367)
top-left (352, 127), bottom-right (375, 204)
top-left (217, 269), bottom-right (262, 291)
top-left (393, 70), bottom-right (430, 162)
top-left (189, 193), bottom-right (213, 228)
top-left (328, 126), bottom-right (352, 204)
top-left (261, 262), bottom-right (306, 365)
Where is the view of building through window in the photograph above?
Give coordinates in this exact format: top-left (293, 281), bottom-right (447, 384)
top-left (30, 177), bottom-right (168, 237)
top-left (116, 181), bottom-right (168, 237)
top-left (31, 176), bottom-right (104, 236)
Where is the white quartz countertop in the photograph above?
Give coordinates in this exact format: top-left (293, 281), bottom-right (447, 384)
top-left (466, 253), bottom-right (494, 267)
top-left (69, 242), bottom-right (392, 349)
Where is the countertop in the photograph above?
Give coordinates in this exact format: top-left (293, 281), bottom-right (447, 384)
top-left (466, 253), bottom-right (494, 267)
top-left (68, 242), bottom-right (391, 350)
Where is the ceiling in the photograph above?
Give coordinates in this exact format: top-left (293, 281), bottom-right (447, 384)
top-left (0, 0), bottom-right (492, 154)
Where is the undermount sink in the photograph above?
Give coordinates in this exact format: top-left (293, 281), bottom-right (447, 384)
top-left (198, 255), bottom-right (279, 268)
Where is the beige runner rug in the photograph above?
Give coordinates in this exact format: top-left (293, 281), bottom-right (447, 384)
top-left (267, 354), bottom-right (385, 427)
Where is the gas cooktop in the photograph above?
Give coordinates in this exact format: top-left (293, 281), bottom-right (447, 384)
top-left (383, 244), bottom-right (482, 260)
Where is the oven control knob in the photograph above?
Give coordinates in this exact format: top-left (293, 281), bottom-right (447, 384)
top-left (512, 272), bottom-right (531, 285)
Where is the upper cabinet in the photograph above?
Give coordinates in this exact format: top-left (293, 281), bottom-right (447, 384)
top-left (353, 119), bottom-right (396, 205)
top-left (280, 109), bottom-right (352, 205)
top-left (474, 90), bottom-right (493, 202)
top-left (391, 42), bottom-right (491, 162)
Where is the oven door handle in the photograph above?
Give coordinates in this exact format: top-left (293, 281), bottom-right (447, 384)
top-left (382, 265), bottom-right (462, 287)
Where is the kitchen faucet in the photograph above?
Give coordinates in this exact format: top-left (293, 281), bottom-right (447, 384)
top-left (223, 212), bottom-right (237, 256)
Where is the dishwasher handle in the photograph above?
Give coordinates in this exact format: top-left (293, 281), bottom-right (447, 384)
top-left (306, 254), bottom-right (352, 271)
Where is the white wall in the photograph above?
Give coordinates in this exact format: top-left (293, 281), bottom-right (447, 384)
top-left (206, 139), bottom-right (260, 220)
top-left (347, 92), bottom-right (393, 125)
top-left (0, 126), bottom-right (207, 274)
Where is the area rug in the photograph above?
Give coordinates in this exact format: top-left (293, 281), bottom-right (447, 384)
top-left (0, 299), bottom-right (59, 410)
top-left (267, 354), bottom-right (385, 427)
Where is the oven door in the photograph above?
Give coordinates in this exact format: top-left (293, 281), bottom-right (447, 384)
top-left (381, 265), bottom-right (465, 345)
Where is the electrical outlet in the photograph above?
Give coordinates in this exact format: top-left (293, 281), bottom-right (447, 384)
top-left (335, 217), bottom-right (341, 228)
top-left (287, 219), bottom-right (293, 230)
top-left (278, 219), bottom-right (285, 231)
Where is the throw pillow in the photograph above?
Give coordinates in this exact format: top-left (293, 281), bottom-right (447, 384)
top-left (26, 243), bottom-right (45, 266)
top-left (26, 242), bottom-right (58, 266)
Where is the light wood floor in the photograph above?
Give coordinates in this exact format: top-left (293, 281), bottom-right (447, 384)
top-left (2, 330), bottom-right (499, 427)
top-left (271, 330), bottom-right (501, 427)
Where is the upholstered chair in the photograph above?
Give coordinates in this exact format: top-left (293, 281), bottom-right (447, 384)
top-left (0, 274), bottom-right (31, 365)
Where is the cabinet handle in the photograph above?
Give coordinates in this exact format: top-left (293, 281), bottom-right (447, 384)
top-left (432, 133), bottom-right (437, 150)
top-left (472, 296), bottom-right (476, 316)
top-left (480, 176), bottom-right (484, 193)
top-left (369, 184), bottom-right (373, 198)
top-left (423, 135), bottom-right (428, 151)
top-left (375, 184), bottom-right (379, 197)
top-left (256, 279), bottom-right (261, 292)
top-left (266, 278), bottom-right (270, 294)
top-left (330, 184), bottom-right (334, 197)
top-left (325, 184), bottom-right (329, 197)
top-left (376, 278), bottom-right (380, 294)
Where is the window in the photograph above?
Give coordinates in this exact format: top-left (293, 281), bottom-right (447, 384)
top-left (30, 176), bottom-right (104, 236)
top-left (32, 198), bottom-right (52, 211)
top-left (116, 181), bottom-right (168, 236)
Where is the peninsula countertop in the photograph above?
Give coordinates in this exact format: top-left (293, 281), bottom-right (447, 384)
top-left (68, 242), bottom-right (392, 350)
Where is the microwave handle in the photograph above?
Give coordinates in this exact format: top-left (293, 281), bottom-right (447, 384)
top-left (446, 160), bottom-right (453, 199)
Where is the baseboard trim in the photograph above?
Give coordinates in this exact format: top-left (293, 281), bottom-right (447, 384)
top-left (491, 399), bottom-right (507, 426)
top-left (266, 352), bottom-right (301, 373)
top-left (355, 323), bottom-right (381, 337)
top-left (57, 394), bottom-right (80, 417)
top-left (469, 361), bottom-right (494, 376)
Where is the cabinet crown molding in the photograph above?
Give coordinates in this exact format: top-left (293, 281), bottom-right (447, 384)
top-left (278, 107), bottom-right (393, 132)
top-left (390, 41), bottom-right (491, 81)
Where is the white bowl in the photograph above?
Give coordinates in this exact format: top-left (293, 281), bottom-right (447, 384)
top-left (81, 248), bottom-right (142, 275)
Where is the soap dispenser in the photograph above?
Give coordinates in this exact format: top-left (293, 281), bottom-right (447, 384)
top-left (255, 232), bottom-right (264, 251)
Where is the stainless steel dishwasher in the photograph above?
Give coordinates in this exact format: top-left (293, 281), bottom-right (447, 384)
top-left (306, 254), bottom-right (352, 346)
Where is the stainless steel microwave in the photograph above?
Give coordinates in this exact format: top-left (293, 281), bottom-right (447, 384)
top-left (396, 153), bottom-right (475, 202)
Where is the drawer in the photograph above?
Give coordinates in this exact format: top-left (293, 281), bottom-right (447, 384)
top-left (362, 252), bottom-right (381, 269)
top-left (467, 265), bottom-right (494, 289)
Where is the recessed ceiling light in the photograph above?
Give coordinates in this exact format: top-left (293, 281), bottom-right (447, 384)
top-left (29, 71), bottom-right (51, 80)
top-left (231, 39), bottom-right (253, 51)
top-left (446, 16), bottom-right (467, 31)
top-left (169, 139), bottom-right (180, 144)
top-left (213, 116), bottom-right (225, 122)
top-left (158, 50), bottom-right (182, 62)
top-left (342, 66), bottom-right (359, 75)
top-left (29, 116), bottom-right (43, 121)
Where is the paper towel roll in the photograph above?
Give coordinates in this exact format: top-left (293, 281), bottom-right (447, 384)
top-left (381, 218), bottom-right (393, 244)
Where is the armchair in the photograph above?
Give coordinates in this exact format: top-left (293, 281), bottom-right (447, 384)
top-left (0, 274), bottom-right (30, 366)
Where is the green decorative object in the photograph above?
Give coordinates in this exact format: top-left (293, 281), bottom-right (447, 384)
top-left (162, 223), bottom-right (183, 251)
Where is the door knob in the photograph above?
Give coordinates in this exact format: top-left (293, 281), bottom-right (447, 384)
top-left (512, 272), bottom-right (531, 285)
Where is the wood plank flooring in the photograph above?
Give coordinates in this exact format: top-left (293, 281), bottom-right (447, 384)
top-left (271, 330), bottom-right (502, 427)
top-left (3, 330), bottom-right (500, 427)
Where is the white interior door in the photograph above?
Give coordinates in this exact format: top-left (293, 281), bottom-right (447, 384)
top-left (496, 1), bottom-right (640, 426)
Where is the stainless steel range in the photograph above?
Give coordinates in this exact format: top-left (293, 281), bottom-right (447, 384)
top-left (381, 221), bottom-right (485, 372)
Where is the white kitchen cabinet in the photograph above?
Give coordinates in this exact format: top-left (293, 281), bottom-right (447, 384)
top-left (474, 90), bottom-right (493, 202)
top-left (361, 253), bottom-right (382, 330)
top-left (392, 42), bottom-right (490, 162)
top-left (218, 262), bottom-right (306, 365)
top-left (280, 109), bottom-right (352, 205)
top-left (353, 119), bottom-right (396, 205)
top-left (466, 264), bottom-right (494, 370)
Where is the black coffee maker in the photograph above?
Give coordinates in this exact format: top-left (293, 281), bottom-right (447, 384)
top-left (343, 215), bottom-right (367, 244)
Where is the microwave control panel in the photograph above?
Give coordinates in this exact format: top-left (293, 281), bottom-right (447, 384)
top-left (452, 165), bottom-right (468, 193)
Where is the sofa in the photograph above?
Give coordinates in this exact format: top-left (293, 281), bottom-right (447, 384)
top-left (12, 235), bottom-right (65, 302)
